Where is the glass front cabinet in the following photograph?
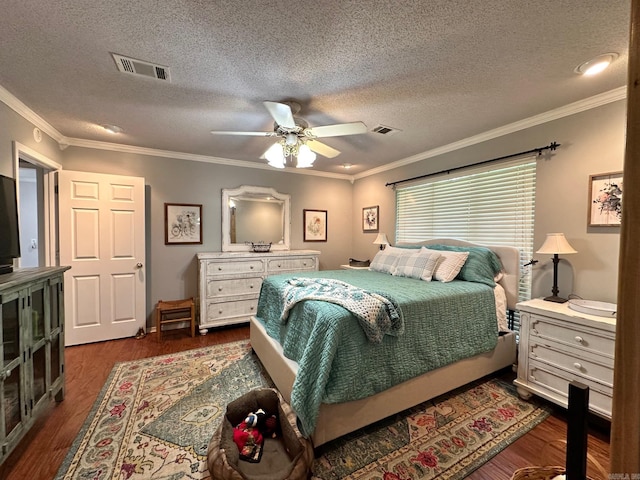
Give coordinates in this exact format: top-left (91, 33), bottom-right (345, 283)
top-left (0, 267), bottom-right (69, 464)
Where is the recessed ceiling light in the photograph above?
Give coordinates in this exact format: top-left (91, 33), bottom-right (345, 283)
top-left (574, 53), bottom-right (618, 76)
top-left (102, 124), bottom-right (123, 134)
top-left (342, 163), bottom-right (352, 169)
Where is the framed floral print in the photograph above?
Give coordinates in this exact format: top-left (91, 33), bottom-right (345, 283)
top-left (303, 209), bottom-right (327, 241)
top-left (165, 203), bottom-right (203, 244)
top-left (362, 205), bottom-right (379, 232)
top-left (588, 172), bottom-right (622, 227)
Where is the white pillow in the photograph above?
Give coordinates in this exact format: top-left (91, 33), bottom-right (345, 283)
top-left (370, 246), bottom-right (409, 274)
top-left (423, 247), bottom-right (469, 282)
top-left (392, 248), bottom-right (441, 281)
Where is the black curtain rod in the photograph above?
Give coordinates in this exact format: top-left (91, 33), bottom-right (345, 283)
top-left (385, 141), bottom-right (561, 188)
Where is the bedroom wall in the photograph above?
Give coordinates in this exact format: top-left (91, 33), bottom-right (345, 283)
top-left (59, 147), bottom-right (354, 322)
top-left (0, 96), bottom-right (626, 324)
top-left (352, 99), bottom-right (626, 304)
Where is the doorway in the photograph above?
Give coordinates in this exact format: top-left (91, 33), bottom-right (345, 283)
top-left (12, 142), bottom-right (61, 268)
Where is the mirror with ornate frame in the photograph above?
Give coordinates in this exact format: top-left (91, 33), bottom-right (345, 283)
top-left (222, 185), bottom-right (291, 252)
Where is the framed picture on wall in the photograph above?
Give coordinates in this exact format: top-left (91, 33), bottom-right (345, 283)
top-left (165, 203), bottom-right (203, 244)
top-left (362, 205), bottom-right (379, 232)
top-left (588, 172), bottom-right (623, 227)
top-left (303, 209), bottom-right (327, 242)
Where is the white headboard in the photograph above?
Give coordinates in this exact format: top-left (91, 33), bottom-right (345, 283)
top-left (397, 238), bottom-right (521, 311)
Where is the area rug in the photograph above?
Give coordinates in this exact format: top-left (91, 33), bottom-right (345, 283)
top-left (55, 340), bottom-right (551, 480)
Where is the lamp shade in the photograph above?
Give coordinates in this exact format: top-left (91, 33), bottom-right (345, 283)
top-left (536, 233), bottom-right (577, 255)
top-left (373, 233), bottom-right (389, 246)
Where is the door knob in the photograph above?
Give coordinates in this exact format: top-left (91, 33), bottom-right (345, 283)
top-left (136, 262), bottom-right (143, 268)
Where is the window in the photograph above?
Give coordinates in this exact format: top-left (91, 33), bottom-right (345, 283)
top-left (395, 157), bottom-right (537, 331)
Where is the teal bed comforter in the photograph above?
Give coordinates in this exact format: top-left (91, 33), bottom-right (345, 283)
top-left (255, 269), bottom-right (498, 436)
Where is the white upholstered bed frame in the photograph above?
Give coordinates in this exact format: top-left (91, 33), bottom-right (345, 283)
top-left (249, 239), bottom-right (520, 448)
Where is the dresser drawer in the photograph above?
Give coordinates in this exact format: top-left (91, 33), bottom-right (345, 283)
top-left (530, 341), bottom-right (613, 387)
top-left (267, 257), bottom-right (316, 272)
top-left (206, 276), bottom-right (263, 299)
top-left (527, 359), bottom-right (612, 418)
top-left (529, 314), bottom-right (614, 358)
top-left (205, 299), bottom-right (258, 321)
top-left (206, 259), bottom-right (264, 276)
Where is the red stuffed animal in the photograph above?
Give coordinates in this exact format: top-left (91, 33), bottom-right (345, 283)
top-left (233, 409), bottom-right (266, 462)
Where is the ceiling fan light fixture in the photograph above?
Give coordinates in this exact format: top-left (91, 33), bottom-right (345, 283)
top-left (265, 142), bottom-right (285, 168)
top-left (285, 133), bottom-right (298, 146)
top-left (574, 53), bottom-right (618, 76)
top-left (296, 144), bottom-right (316, 168)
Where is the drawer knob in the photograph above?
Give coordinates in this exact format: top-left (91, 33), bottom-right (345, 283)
top-left (218, 287), bottom-right (223, 292)
top-left (250, 285), bottom-right (254, 289)
top-left (277, 264), bottom-right (281, 268)
top-left (218, 310), bottom-right (223, 314)
top-left (303, 262), bottom-right (307, 266)
top-left (573, 362), bottom-right (583, 370)
top-left (218, 266), bottom-right (223, 271)
top-left (575, 336), bottom-right (584, 344)
top-left (250, 265), bottom-right (254, 269)
top-left (250, 306), bottom-right (254, 310)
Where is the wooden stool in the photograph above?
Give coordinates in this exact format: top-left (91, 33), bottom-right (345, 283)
top-left (155, 297), bottom-right (195, 341)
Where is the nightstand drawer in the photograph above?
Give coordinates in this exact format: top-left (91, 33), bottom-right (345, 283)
top-left (530, 341), bottom-right (613, 387)
top-left (206, 259), bottom-right (264, 276)
top-left (530, 315), bottom-right (614, 358)
top-left (206, 276), bottom-right (263, 298)
top-left (527, 359), bottom-right (612, 418)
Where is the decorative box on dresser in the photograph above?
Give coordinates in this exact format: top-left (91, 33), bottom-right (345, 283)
top-left (514, 298), bottom-right (615, 419)
top-left (197, 250), bottom-right (320, 334)
top-left (0, 266), bottom-right (70, 464)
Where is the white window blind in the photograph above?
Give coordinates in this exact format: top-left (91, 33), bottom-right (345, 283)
top-left (395, 157), bottom-right (537, 331)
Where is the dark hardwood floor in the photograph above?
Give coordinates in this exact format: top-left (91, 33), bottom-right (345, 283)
top-left (0, 325), bottom-right (610, 480)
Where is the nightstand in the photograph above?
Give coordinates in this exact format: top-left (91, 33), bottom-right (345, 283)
top-left (514, 298), bottom-right (615, 419)
top-left (340, 264), bottom-right (370, 270)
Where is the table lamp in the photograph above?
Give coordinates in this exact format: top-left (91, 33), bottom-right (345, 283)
top-left (373, 233), bottom-right (389, 250)
top-left (536, 233), bottom-right (577, 303)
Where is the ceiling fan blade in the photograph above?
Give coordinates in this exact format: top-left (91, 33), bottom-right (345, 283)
top-left (307, 140), bottom-right (341, 158)
top-left (210, 130), bottom-right (275, 136)
top-left (306, 121), bottom-right (367, 138)
top-left (263, 101), bottom-right (296, 129)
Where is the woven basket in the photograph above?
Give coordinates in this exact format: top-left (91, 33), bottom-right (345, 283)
top-left (511, 466), bottom-right (591, 480)
top-left (250, 242), bottom-right (272, 253)
top-left (510, 440), bottom-right (606, 480)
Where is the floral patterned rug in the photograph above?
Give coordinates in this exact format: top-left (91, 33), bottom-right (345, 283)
top-left (55, 340), bottom-right (551, 480)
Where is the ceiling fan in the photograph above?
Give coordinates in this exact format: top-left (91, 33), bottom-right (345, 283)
top-left (210, 101), bottom-right (367, 168)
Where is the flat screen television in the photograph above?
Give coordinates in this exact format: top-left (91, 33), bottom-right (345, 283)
top-left (0, 174), bottom-right (20, 274)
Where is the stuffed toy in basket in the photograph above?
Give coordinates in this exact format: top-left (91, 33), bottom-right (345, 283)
top-left (208, 388), bottom-right (314, 480)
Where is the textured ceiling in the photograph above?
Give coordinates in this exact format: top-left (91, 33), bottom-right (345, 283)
top-left (0, 0), bottom-right (631, 175)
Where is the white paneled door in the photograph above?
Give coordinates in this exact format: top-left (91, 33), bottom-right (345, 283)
top-left (58, 171), bottom-right (145, 346)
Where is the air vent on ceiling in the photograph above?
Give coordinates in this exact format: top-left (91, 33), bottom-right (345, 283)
top-left (372, 124), bottom-right (401, 135)
top-left (111, 53), bottom-right (171, 82)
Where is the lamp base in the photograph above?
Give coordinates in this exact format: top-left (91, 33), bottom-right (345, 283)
top-left (543, 295), bottom-right (568, 303)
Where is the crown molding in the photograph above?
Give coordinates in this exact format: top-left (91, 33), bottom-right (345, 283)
top-left (0, 82), bottom-right (626, 182)
top-left (0, 84), bottom-right (66, 144)
top-left (63, 137), bottom-right (354, 181)
top-left (354, 86), bottom-right (628, 180)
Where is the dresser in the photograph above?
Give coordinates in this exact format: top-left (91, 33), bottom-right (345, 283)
top-left (197, 250), bottom-right (320, 334)
top-left (0, 266), bottom-right (69, 464)
top-left (514, 298), bottom-right (615, 419)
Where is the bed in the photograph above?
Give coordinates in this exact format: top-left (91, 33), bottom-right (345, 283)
top-left (249, 239), bottom-right (520, 448)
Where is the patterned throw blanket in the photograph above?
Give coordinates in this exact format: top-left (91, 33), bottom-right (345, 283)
top-left (281, 277), bottom-right (404, 343)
